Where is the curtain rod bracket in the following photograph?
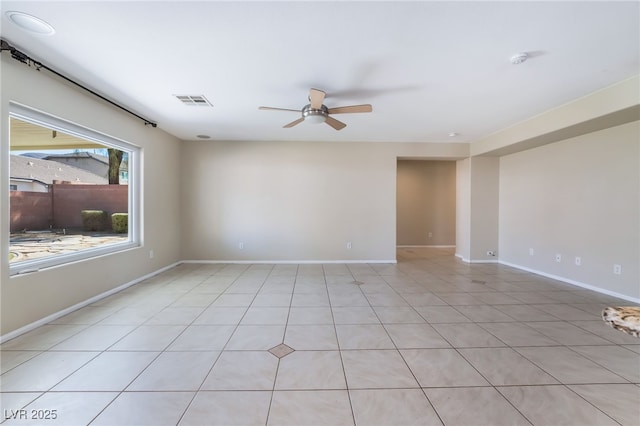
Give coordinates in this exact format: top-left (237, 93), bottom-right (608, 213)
top-left (1, 38), bottom-right (158, 128)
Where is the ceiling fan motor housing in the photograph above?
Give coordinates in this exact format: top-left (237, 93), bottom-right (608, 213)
top-left (302, 104), bottom-right (328, 123)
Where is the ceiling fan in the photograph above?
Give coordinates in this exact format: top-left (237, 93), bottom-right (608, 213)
top-left (259, 88), bottom-right (372, 130)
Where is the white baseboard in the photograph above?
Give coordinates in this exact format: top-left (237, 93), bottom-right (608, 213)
top-left (397, 245), bottom-right (456, 248)
top-left (0, 262), bottom-right (181, 344)
top-left (499, 260), bottom-right (640, 304)
top-left (182, 259), bottom-right (398, 265)
top-left (454, 253), bottom-right (498, 264)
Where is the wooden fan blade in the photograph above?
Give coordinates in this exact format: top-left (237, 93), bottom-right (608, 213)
top-left (325, 116), bottom-right (346, 131)
top-left (327, 104), bottom-right (373, 114)
top-left (284, 117), bottom-right (305, 128)
top-left (309, 88), bottom-right (326, 110)
top-left (259, 106), bottom-right (300, 112)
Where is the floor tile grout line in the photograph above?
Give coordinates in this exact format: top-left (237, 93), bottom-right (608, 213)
top-left (2, 250), bottom-right (638, 425)
top-left (380, 259), bottom-right (629, 425)
top-left (567, 382), bottom-right (640, 425)
top-left (453, 347), bottom-right (539, 425)
top-left (495, 383), bottom-right (623, 426)
top-left (568, 320), bottom-right (628, 345)
top-left (15, 381), bottom-right (633, 393)
top-left (354, 264), bottom-right (452, 424)
top-left (173, 263), bottom-right (278, 425)
top-left (562, 345), bottom-right (636, 384)
top-left (507, 345), bottom-right (610, 390)
top-left (488, 386), bottom-right (535, 426)
top-left (83, 267), bottom-right (226, 425)
top-left (263, 263), bottom-right (298, 426)
top-left (103, 264), bottom-right (269, 426)
top-left (388, 332), bottom-right (449, 426)
top-left (322, 266), bottom-right (357, 425)
top-left (85, 392), bottom-right (121, 425)
top-left (73, 266), bottom-right (235, 357)
top-left (323, 263), bottom-right (358, 426)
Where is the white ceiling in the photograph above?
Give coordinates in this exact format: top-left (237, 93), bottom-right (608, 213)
top-left (1, 1), bottom-right (638, 144)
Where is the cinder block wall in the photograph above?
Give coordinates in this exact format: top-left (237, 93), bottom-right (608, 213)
top-left (9, 191), bottom-right (52, 231)
top-left (51, 184), bottom-right (128, 229)
top-left (9, 184), bottom-right (128, 232)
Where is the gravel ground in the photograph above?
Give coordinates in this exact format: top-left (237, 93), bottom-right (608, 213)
top-left (9, 230), bottom-right (128, 263)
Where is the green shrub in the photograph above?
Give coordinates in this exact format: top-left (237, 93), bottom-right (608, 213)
top-left (81, 210), bottom-right (108, 232)
top-left (111, 213), bottom-right (128, 234)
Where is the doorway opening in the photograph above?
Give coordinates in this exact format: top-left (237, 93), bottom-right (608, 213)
top-left (396, 159), bottom-right (456, 249)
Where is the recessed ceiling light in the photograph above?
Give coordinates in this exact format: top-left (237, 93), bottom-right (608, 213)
top-left (448, 132), bottom-right (459, 137)
top-left (196, 135), bottom-right (211, 139)
top-left (6, 11), bottom-right (55, 35)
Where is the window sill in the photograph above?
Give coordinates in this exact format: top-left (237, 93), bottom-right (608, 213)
top-left (9, 241), bottom-right (140, 277)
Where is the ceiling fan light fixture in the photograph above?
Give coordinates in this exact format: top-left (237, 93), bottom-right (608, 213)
top-left (304, 114), bottom-right (327, 124)
top-left (260, 89), bottom-right (371, 130)
top-left (302, 104), bottom-right (328, 124)
top-left (6, 11), bottom-right (55, 35)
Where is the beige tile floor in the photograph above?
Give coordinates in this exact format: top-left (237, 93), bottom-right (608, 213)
top-left (1, 247), bottom-right (639, 425)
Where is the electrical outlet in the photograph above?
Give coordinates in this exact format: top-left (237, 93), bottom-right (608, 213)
top-left (239, 242), bottom-right (244, 250)
top-left (149, 250), bottom-right (154, 259)
top-left (428, 232), bottom-right (433, 238)
top-left (613, 264), bottom-right (622, 275)
top-left (575, 256), bottom-right (581, 266)
top-left (346, 242), bottom-right (352, 250)
top-left (529, 248), bottom-right (534, 256)
top-left (555, 254), bottom-right (562, 262)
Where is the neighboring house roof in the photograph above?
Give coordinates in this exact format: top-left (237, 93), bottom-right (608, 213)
top-left (10, 155), bottom-right (108, 185)
top-left (44, 151), bottom-right (109, 165)
top-left (44, 152), bottom-right (129, 173)
top-left (20, 152), bottom-right (49, 159)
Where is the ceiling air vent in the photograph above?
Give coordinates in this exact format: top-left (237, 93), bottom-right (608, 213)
top-left (174, 94), bottom-right (212, 107)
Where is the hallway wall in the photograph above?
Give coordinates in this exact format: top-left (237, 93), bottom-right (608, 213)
top-left (396, 160), bottom-right (456, 246)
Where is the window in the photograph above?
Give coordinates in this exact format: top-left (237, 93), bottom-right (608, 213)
top-left (8, 103), bottom-right (140, 275)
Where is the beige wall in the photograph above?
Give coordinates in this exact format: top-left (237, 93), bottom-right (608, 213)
top-left (1, 56), bottom-right (183, 335)
top-left (396, 160), bottom-right (456, 246)
top-left (499, 121), bottom-right (640, 300)
top-left (180, 141), bottom-right (467, 262)
top-left (455, 157), bottom-right (500, 262)
top-left (455, 159), bottom-right (471, 260)
top-left (470, 157), bottom-right (500, 261)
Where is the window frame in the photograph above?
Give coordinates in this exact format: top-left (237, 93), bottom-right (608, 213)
top-left (8, 102), bottom-right (141, 276)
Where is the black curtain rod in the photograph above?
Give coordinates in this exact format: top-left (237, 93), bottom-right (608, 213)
top-left (1, 39), bottom-right (157, 128)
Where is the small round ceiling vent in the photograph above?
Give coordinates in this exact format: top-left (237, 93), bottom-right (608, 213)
top-left (510, 52), bottom-right (529, 65)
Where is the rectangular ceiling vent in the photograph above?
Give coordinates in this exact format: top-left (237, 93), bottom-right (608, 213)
top-left (174, 94), bottom-right (212, 107)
